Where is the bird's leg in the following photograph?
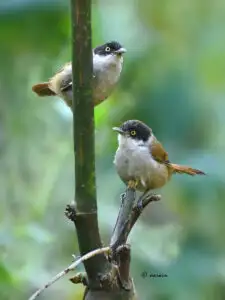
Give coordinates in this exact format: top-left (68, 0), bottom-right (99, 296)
top-left (127, 179), bottom-right (139, 190)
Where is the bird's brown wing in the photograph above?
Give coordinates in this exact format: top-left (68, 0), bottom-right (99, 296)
top-left (150, 137), bottom-right (205, 176)
top-left (54, 63), bottom-right (73, 93)
top-left (150, 137), bottom-right (169, 164)
top-left (60, 73), bottom-right (97, 93)
top-left (59, 63), bottom-right (95, 92)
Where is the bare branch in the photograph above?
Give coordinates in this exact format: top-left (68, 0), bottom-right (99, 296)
top-left (110, 192), bottom-right (161, 258)
top-left (110, 188), bottom-right (136, 253)
top-left (28, 247), bottom-right (110, 300)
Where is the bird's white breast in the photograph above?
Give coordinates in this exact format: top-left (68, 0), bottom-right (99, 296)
top-left (114, 135), bottom-right (168, 191)
top-left (93, 54), bottom-right (123, 100)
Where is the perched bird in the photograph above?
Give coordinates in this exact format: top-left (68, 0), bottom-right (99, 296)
top-left (113, 120), bottom-right (205, 205)
top-left (32, 41), bottom-right (126, 108)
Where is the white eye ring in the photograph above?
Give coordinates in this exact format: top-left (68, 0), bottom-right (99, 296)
top-left (105, 46), bottom-right (111, 52)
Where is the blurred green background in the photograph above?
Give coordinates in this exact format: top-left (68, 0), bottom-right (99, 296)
top-left (0, 0), bottom-right (224, 299)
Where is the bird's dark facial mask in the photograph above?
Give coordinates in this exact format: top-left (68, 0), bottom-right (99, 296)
top-left (94, 41), bottom-right (126, 56)
top-left (112, 127), bottom-right (138, 139)
top-left (114, 120), bottom-right (152, 142)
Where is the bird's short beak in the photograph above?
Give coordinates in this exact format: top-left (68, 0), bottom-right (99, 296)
top-left (112, 127), bottom-right (125, 134)
top-left (114, 47), bottom-right (127, 55)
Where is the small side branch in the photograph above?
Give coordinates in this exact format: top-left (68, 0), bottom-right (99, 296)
top-left (129, 194), bottom-right (161, 231)
top-left (28, 247), bottom-right (110, 300)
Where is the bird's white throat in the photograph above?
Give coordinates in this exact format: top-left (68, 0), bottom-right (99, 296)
top-left (117, 134), bottom-right (153, 151)
top-left (93, 53), bottom-right (123, 70)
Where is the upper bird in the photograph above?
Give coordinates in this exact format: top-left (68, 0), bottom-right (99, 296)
top-left (113, 120), bottom-right (205, 205)
top-left (32, 41), bottom-right (126, 108)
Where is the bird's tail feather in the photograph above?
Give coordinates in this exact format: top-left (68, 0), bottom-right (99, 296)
top-left (169, 163), bottom-right (205, 176)
top-left (32, 83), bottom-right (56, 97)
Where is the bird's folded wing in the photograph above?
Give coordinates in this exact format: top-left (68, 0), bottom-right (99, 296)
top-left (150, 139), bottom-right (170, 164)
top-left (60, 73), bottom-right (96, 92)
top-left (61, 80), bottom-right (72, 92)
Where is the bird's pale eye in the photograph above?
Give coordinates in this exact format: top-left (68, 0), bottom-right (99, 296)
top-left (130, 130), bottom-right (136, 136)
top-left (105, 46), bottom-right (111, 52)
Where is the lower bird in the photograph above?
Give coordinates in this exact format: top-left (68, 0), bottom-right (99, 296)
top-left (32, 41), bottom-right (126, 109)
top-left (113, 120), bottom-right (205, 206)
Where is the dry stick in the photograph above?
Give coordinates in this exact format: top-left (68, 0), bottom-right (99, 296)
top-left (110, 188), bottom-right (136, 252)
top-left (28, 247), bottom-right (110, 300)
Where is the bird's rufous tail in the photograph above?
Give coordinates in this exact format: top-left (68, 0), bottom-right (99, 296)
top-left (32, 82), bottom-right (56, 97)
top-left (169, 163), bottom-right (205, 176)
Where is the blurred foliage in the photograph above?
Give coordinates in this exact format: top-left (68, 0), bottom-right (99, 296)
top-left (0, 0), bottom-right (225, 299)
